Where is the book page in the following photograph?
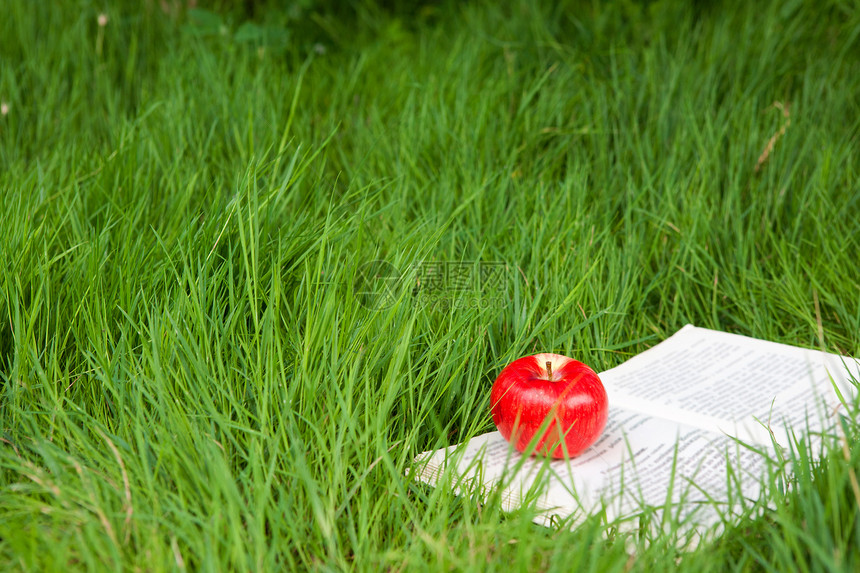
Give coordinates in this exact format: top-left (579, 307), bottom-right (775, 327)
top-left (413, 405), bottom-right (765, 529)
top-left (411, 325), bottom-right (859, 532)
top-left (599, 325), bottom-right (859, 446)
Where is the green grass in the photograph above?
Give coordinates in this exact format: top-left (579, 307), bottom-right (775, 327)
top-left (2, 0), bottom-right (860, 570)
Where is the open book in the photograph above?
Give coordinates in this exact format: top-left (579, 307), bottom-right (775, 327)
top-left (411, 325), bottom-right (859, 533)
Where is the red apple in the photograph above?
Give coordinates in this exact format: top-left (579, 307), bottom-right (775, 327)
top-left (490, 353), bottom-right (608, 459)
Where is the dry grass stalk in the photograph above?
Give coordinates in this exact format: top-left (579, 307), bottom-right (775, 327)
top-left (755, 101), bottom-right (791, 172)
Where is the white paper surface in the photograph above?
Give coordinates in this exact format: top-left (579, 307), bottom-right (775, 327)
top-left (411, 325), bottom-right (859, 531)
top-left (600, 325), bottom-right (859, 446)
top-left (414, 406), bottom-right (766, 529)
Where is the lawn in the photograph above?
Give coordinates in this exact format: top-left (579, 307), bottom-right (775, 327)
top-left (1, 0), bottom-right (859, 570)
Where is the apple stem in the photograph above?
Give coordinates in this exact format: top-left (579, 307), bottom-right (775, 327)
top-left (546, 361), bottom-right (553, 380)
